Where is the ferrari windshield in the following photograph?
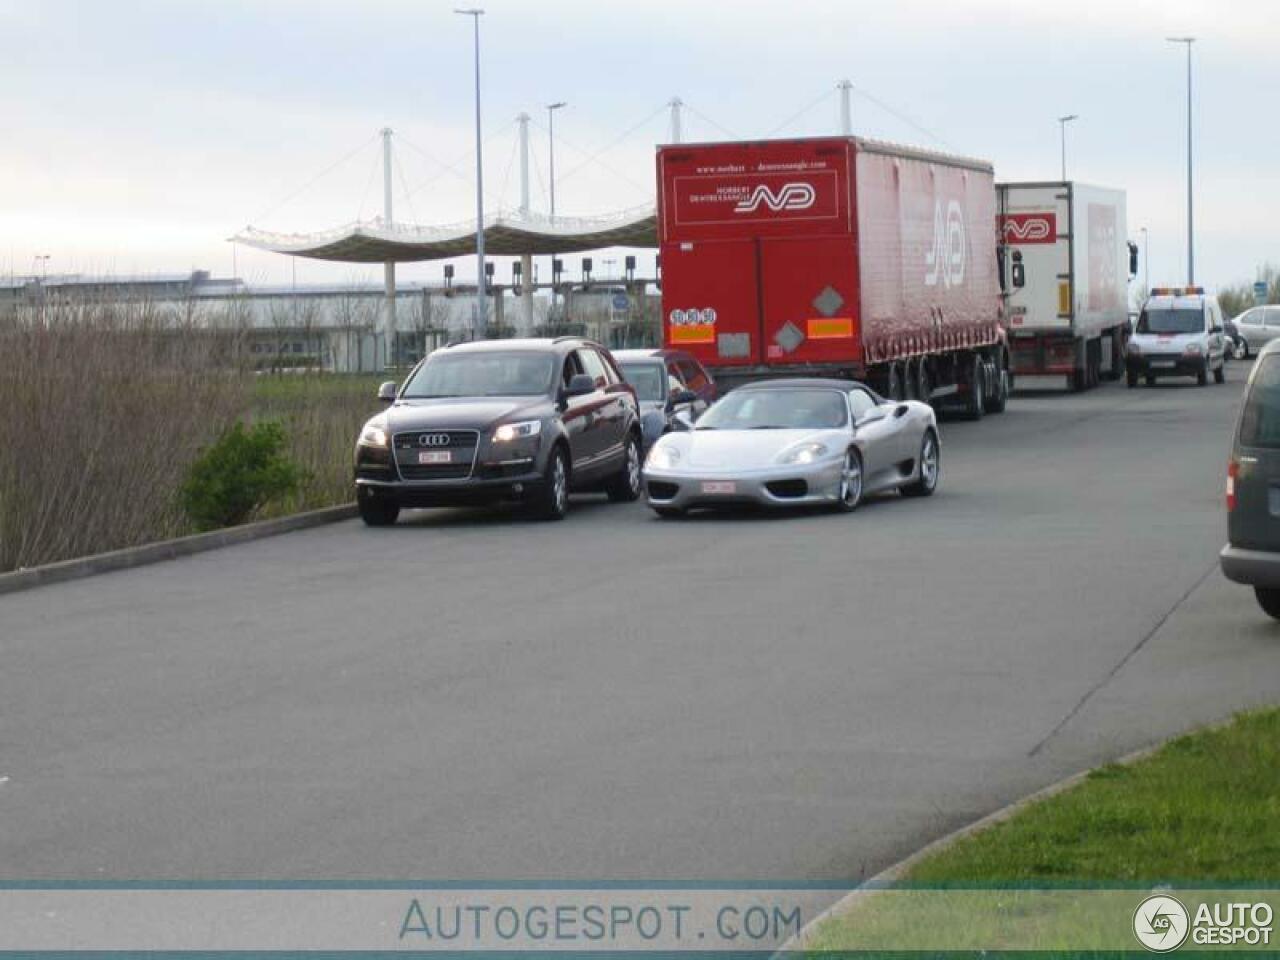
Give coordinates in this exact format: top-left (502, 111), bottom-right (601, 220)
top-left (1138, 307), bottom-right (1204, 335)
top-left (696, 389), bottom-right (848, 430)
top-left (401, 351), bottom-right (555, 398)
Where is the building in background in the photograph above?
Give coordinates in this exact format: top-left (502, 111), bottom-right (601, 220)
top-left (0, 270), bottom-right (661, 371)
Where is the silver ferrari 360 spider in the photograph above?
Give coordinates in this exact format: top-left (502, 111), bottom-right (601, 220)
top-left (642, 378), bottom-right (939, 517)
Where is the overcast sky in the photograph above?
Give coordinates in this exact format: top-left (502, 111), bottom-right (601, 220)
top-left (2, 0), bottom-right (1276, 293)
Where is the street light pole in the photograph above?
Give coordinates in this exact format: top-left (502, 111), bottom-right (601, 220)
top-left (546, 101), bottom-right (566, 323)
top-left (1139, 227), bottom-right (1149, 293)
top-left (1167, 36), bottom-right (1195, 285)
top-left (546, 101), bottom-right (566, 221)
top-left (456, 7), bottom-right (486, 338)
top-left (1057, 114), bottom-right (1078, 181)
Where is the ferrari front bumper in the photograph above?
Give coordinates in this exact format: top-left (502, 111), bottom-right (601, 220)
top-left (643, 458), bottom-right (845, 511)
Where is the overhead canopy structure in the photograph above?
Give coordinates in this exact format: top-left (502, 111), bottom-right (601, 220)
top-left (233, 205), bottom-right (658, 264)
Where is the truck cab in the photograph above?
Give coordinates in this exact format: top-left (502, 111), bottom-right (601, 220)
top-left (1125, 287), bottom-right (1227, 387)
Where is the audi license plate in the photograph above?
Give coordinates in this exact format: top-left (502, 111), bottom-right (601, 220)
top-left (418, 450), bottom-right (452, 464)
top-left (701, 481), bottom-right (736, 495)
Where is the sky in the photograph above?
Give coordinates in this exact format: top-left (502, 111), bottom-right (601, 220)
top-left (2, 0), bottom-right (1277, 294)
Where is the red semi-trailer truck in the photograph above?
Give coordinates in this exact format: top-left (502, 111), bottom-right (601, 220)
top-left (656, 136), bottom-right (1008, 416)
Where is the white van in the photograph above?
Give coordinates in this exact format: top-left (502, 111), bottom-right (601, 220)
top-left (1125, 287), bottom-right (1228, 387)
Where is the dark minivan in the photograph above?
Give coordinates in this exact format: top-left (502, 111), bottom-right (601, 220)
top-left (354, 338), bottom-right (642, 524)
top-left (1221, 339), bottom-right (1280, 618)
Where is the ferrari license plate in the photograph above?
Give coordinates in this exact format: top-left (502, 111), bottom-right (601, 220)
top-left (418, 450), bottom-right (452, 464)
top-left (701, 481), bottom-right (736, 495)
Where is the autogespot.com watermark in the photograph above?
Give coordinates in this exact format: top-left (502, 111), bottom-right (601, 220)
top-left (397, 896), bottom-right (804, 947)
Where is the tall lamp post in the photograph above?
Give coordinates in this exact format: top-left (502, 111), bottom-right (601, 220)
top-left (546, 101), bottom-right (566, 220)
top-left (1139, 227), bottom-right (1149, 293)
top-left (456, 7), bottom-right (486, 338)
top-left (546, 101), bottom-right (566, 321)
top-left (1057, 114), bottom-right (1078, 181)
top-left (1167, 36), bottom-right (1195, 284)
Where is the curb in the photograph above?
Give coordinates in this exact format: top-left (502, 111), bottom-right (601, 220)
top-left (782, 739), bottom-right (1167, 952)
top-left (0, 503), bottom-right (357, 597)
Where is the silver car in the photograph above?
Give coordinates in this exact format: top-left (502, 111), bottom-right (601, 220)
top-left (1232, 306), bottom-right (1280, 360)
top-left (643, 378), bottom-right (939, 517)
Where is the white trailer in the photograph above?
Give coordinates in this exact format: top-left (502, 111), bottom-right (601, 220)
top-left (997, 181), bottom-right (1136, 391)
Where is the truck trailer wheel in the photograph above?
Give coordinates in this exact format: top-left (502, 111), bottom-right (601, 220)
top-left (916, 361), bottom-right (932, 406)
top-left (887, 363), bottom-right (906, 402)
top-left (987, 358), bottom-right (1009, 413)
top-left (963, 356), bottom-right (986, 420)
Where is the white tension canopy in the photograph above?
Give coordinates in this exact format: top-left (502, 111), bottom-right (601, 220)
top-left (233, 206), bottom-right (658, 264)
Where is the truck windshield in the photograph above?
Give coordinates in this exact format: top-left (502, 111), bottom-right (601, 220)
top-left (401, 352), bottom-right (555, 398)
top-left (696, 389), bottom-right (848, 431)
top-left (1240, 356), bottom-right (1280, 449)
top-left (618, 362), bottom-right (665, 402)
top-left (1138, 307), bottom-right (1204, 335)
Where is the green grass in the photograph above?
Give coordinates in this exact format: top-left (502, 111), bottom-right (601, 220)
top-left (909, 708), bottom-right (1280, 885)
top-left (249, 373), bottom-right (390, 513)
top-left (807, 709), bottom-right (1280, 952)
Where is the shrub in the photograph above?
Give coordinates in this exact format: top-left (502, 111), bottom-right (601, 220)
top-left (0, 301), bottom-right (249, 571)
top-left (179, 420), bottom-right (302, 531)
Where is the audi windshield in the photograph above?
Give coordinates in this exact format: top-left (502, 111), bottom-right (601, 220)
top-left (401, 352), bottom-right (556, 398)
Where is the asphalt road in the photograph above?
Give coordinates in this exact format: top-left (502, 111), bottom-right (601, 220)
top-left (2, 362), bottom-right (1276, 882)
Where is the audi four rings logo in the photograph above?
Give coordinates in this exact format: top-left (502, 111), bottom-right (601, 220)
top-left (418, 433), bottom-right (451, 447)
top-left (733, 182), bottom-right (817, 214)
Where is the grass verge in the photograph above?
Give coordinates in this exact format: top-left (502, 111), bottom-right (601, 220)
top-left (809, 708), bottom-right (1280, 950)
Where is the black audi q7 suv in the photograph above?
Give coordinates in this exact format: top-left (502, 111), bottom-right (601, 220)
top-left (354, 338), bottom-right (643, 524)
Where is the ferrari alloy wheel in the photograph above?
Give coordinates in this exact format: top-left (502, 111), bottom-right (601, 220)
top-left (836, 449), bottom-right (863, 513)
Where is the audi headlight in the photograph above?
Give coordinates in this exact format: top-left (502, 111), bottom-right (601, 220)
top-left (779, 442), bottom-right (829, 465)
top-left (359, 421), bottom-right (389, 448)
top-left (646, 444), bottom-right (681, 470)
top-left (492, 420), bottom-right (542, 443)
top-left (1184, 342), bottom-right (1204, 356)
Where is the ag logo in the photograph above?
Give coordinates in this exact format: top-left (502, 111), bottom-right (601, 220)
top-left (925, 199), bottom-right (966, 288)
top-left (733, 182), bottom-right (816, 214)
top-left (1133, 895), bottom-right (1190, 952)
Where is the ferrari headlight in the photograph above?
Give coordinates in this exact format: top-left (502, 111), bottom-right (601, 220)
top-left (359, 421), bottom-right (389, 448)
top-left (492, 420), bottom-right (542, 443)
top-left (779, 442), bottom-right (829, 465)
top-left (646, 444), bottom-right (681, 470)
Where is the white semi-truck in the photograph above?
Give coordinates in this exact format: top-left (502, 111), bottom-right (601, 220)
top-left (997, 181), bottom-right (1137, 391)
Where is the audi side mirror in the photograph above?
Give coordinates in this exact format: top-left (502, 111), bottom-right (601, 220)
top-left (563, 373), bottom-right (596, 398)
top-left (377, 381), bottom-right (398, 403)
